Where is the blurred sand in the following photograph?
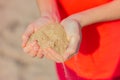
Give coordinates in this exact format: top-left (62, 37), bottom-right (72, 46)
top-left (0, 0), bottom-right (58, 80)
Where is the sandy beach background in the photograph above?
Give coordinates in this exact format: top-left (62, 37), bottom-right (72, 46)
top-left (0, 0), bottom-right (58, 80)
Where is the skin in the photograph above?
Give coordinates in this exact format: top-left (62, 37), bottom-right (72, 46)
top-left (22, 0), bottom-right (120, 62)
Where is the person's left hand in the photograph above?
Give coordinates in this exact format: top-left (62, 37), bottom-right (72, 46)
top-left (43, 18), bottom-right (82, 62)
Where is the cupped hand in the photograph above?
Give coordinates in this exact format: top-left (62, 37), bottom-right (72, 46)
top-left (43, 18), bottom-right (82, 62)
top-left (22, 16), bottom-right (60, 58)
top-left (61, 18), bottom-right (82, 61)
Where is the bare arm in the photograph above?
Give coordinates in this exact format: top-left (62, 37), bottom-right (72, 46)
top-left (68, 0), bottom-right (120, 27)
top-left (36, 0), bottom-right (60, 21)
top-left (22, 0), bottom-right (60, 57)
top-left (23, 0), bottom-right (120, 62)
top-left (58, 0), bottom-right (120, 61)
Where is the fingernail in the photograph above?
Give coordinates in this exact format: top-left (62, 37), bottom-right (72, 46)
top-left (22, 43), bottom-right (25, 48)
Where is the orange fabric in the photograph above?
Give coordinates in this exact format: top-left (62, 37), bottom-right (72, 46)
top-left (58, 0), bottom-right (120, 79)
top-left (59, 0), bottom-right (111, 15)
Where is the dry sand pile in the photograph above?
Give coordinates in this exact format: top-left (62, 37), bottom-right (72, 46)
top-left (28, 23), bottom-right (69, 54)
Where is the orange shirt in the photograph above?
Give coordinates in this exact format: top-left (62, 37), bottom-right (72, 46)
top-left (58, 0), bottom-right (120, 79)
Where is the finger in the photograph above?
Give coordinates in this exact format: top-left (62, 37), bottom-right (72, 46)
top-left (47, 48), bottom-right (64, 62)
top-left (42, 49), bottom-right (53, 60)
top-left (28, 41), bottom-right (39, 57)
top-left (37, 48), bottom-right (44, 58)
top-left (63, 37), bottom-right (80, 60)
top-left (22, 24), bottom-right (34, 47)
top-left (42, 49), bottom-right (58, 62)
top-left (24, 41), bottom-right (37, 56)
top-left (22, 35), bottom-right (29, 48)
top-left (23, 44), bottom-right (32, 54)
top-left (23, 40), bottom-right (37, 54)
top-left (43, 49), bottom-right (61, 62)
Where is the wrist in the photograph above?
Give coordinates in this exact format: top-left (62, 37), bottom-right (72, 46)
top-left (41, 11), bottom-right (61, 23)
top-left (66, 15), bottom-right (83, 28)
top-left (67, 14), bottom-right (84, 28)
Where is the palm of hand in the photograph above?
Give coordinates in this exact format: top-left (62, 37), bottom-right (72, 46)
top-left (60, 18), bottom-right (82, 61)
top-left (22, 16), bottom-right (56, 58)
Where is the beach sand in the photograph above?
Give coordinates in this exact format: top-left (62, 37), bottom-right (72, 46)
top-left (0, 0), bottom-right (58, 80)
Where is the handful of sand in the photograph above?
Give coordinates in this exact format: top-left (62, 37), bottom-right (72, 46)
top-left (28, 23), bottom-right (69, 54)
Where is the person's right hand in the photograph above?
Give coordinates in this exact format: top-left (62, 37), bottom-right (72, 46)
top-left (22, 16), bottom-right (60, 58)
